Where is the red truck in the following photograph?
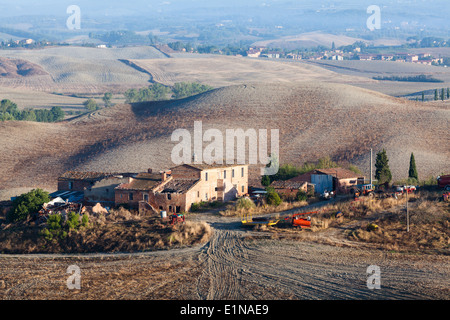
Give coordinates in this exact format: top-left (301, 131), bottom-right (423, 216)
top-left (437, 175), bottom-right (450, 188)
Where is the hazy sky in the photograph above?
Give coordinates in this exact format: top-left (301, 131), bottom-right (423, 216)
top-left (0, 0), bottom-right (448, 37)
top-left (0, 0), bottom-right (449, 17)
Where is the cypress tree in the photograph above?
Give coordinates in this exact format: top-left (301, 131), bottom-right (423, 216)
top-left (421, 92), bottom-right (425, 102)
top-left (434, 89), bottom-right (438, 100)
top-left (408, 152), bottom-right (418, 181)
top-left (375, 149), bottom-right (392, 185)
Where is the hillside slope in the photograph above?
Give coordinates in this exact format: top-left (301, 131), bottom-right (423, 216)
top-left (0, 82), bottom-right (448, 198)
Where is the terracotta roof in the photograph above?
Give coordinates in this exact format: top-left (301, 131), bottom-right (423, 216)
top-left (160, 179), bottom-right (200, 194)
top-left (315, 168), bottom-right (363, 179)
top-left (270, 180), bottom-right (308, 189)
top-left (59, 171), bottom-right (119, 181)
top-left (116, 172), bottom-right (165, 191)
top-left (175, 163), bottom-right (248, 171)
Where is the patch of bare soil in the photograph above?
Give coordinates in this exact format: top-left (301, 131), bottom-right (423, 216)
top-left (0, 57), bottom-right (49, 78)
top-left (1, 208), bottom-right (449, 300)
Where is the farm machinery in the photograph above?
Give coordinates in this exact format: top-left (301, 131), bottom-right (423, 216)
top-left (169, 213), bottom-right (185, 225)
top-left (351, 184), bottom-right (375, 199)
top-left (290, 211), bottom-right (318, 228)
top-left (241, 212), bottom-right (279, 227)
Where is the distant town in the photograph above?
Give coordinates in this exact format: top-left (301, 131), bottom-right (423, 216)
top-left (245, 46), bottom-right (445, 66)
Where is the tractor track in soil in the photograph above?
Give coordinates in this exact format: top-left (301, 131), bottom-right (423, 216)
top-left (0, 208), bottom-right (449, 300)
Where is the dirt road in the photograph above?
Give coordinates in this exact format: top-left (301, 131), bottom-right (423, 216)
top-left (0, 212), bottom-right (449, 300)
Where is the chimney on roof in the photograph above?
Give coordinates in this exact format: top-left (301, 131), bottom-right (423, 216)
top-left (161, 171), bottom-right (167, 181)
top-left (148, 168), bottom-right (153, 174)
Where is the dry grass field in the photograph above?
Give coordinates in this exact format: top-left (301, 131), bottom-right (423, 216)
top-left (129, 55), bottom-right (375, 87)
top-left (0, 87), bottom-right (87, 110)
top-left (0, 82), bottom-right (448, 200)
top-left (307, 60), bottom-right (450, 96)
top-left (0, 46), bottom-right (166, 94)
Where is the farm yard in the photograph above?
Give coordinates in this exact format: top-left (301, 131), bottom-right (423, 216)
top-left (0, 191), bottom-right (448, 300)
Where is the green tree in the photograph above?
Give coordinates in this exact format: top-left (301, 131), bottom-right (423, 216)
top-left (66, 212), bottom-right (80, 231)
top-left (7, 189), bottom-right (50, 222)
top-left (441, 88), bottom-right (445, 101)
top-left (102, 92), bottom-right (113, 107)
top-left (434, 89), bottom-right (438, 100)
top-left (83, 98), bottom-right (99, 111)
top-left (296, 190), bottom-right (308, 201)
top-left (317, 155), bottom-right (338, 169)
top-left (421, 92), bottom-right (425, 102)
top-left (81, 213), bottom-right (90, 227)
top-left (447, 88), bottom-right (450, 99)
top-left (124, 88), bottom-right (138, 103)
top-left (375, 149), bottom-right (392, 185)
top-left (261, 175), bottom-right (271, 187)
top-left (50, 106), bottom-right (65, 121)
top-left (408, 152), bottom-right (418, 181)
top-left (266, 190), bottom-right (282, 206)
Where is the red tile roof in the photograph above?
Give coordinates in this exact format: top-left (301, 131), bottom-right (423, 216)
top-left (270, 180), bottom-right (308, 189)
top-left (58, 171), bottom-right (119, 181)
top-left (315, 168), bottom-right (363, 179)
top-left (116, 172), bottom-right (165, 191)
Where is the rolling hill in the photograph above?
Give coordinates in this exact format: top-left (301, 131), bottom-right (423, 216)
top-left (0, 46), bottom-right (167, 94)
top-left (0, 82), bottom-right (448, 199)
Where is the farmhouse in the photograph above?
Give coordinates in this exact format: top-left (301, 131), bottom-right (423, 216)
top-left (288, 168), bottom-right (364, 194)
top-left (269, 180), bottom-right (314, 199)
top-left (58, 171), bottom-right (123, 192)
top-left (115, 163), bottom-right (249, 213)
top-left (57, 171), bottom-right (136, 205)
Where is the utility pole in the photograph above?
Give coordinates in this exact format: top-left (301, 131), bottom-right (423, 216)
top-left (406, 188), bottom-right (409, 232)
top-left (370, 148), bottom-right (373, 186)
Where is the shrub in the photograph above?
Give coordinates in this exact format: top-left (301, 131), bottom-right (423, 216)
top-left (66, 212), bottom-right (80, 231)
top-left (81, 213), bottom-right (90, 227)
top-left (41, 214), bottom-right (66, 241)
top-left (296, 190), bottom-right (308, 202)
top-left (190, 202), bottom-right (201, 212)
top-left (7, 189), bottom-right (50, 222)
top-left (266, 191), bottom-right (282, 206)
top-left (83, 98), bottom-right (99, 111)
top-left (236, 198), bottom-right (256, 211)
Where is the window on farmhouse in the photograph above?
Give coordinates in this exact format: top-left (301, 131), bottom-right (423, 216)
top-left (68, 181), bottom-right (73, 190)
top-left (129, 193), bottom-right (134, 201)
top-left (241, 167), bottom-right (244, 177)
